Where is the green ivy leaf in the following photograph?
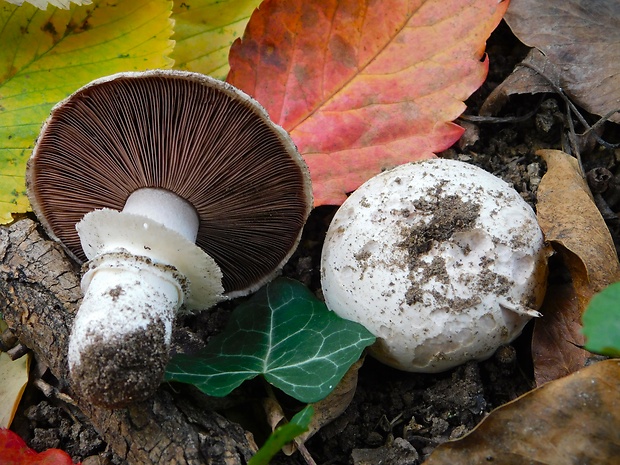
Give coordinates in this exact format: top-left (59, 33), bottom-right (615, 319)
top-left (582, 282), bottom-right (620, 357)
top-left (165, 278), bottom-right (375, 403)
top-left (248, 405), bottom-right (314, 465)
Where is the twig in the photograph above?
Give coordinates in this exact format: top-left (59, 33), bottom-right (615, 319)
top-left (6, 343), bottom-right (29, 360)
top-left (517, 62), bottom-right (620, 174)
top-left (459, 99), bottom-right (542, 124)
top-left (0, 327), bottom-right (18, 351)
top-left (296, 442), bottom-right (318, 465)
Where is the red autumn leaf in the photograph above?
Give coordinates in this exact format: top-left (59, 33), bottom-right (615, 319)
top-left (0, 428), bottom-right (77, 465)
top-left (228, 0), bottom-right (509, 206)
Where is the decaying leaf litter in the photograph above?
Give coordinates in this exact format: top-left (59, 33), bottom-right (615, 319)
top-left (1, 0), bottom-right (619, 464)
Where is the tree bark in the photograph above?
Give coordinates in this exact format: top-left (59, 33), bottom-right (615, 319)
top-left (0, 219), bottom-right (256, 464)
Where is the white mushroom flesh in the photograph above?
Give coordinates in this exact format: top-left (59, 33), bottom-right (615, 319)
top-left (321, 159), bottom-right (548, 373)
top-left (122, 187), bottom-right (200, 242)
top-left (68, 252), bottom-right (182, 373)
top-left (68, 188), bottom-right (225, 406)
top-left (77, 188), bottom-right (224, 311)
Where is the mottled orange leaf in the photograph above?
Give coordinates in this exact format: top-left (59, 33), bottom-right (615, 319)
top-left (228, 0), bottom-right (509, 206)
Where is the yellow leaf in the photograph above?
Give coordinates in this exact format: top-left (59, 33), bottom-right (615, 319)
top-left (0, 0), bottom-right (174, 224)
top-left (0, 352), bottom-right (30, 428)
top-left (4, 0), bottom-right (92, 10)
top-left (171, 0), bottom-right (261, 80)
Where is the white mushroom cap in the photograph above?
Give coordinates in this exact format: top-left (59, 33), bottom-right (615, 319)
top-left (321, 159), bottom-right (549, 373)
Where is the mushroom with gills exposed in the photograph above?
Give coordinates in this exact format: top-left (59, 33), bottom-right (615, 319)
top-left (26, 70), bottom-right (313, 408)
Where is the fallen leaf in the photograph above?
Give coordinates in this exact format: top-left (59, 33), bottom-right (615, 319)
top-left (0, 352), bottom-right (30, 428)
top-left (533, 149), bottom-right (620, 382)
top-left (480, 48), bottom-right (558, 116)
top-left (165, 278), bottom-right (375, 403)
top-left (284, 356), bottom-right (364, 454)
top-left (227, 0), bottom-right (509, 206)
top-left (0, 428), bottom-right (77, 465)
top-left (532, 281), bottom-right (589, 385)
top-left (263, 395), bottom-right (287, 437)
top-left (536, 149), bottom-right (620, 309)
top-left (248, 405), bottom-right (313, 465)
top-left (4, 0), bottom-right (90, 9)
top-left (425, 359), bottom-right (620, 465)
top-left (0, 0), bottom-right (174, 223)
top-left (171, 0), bottom-right (261, 80)
top-left (503, 0), bottom-right (620, 123)
top-left (261, 357), bottom-right (363, 457)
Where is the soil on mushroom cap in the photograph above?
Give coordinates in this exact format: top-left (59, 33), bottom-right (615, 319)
top-left (399, 194), bottom-right (481, 257)
top-left (398, 194), bottom-right (481, 307)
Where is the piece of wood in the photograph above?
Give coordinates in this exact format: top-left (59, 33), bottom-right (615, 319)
top-left (0, 219), bottom-right (256, 464)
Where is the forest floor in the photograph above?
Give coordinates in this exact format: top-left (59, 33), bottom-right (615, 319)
top-left (9, 21), bottom-right (619, 465)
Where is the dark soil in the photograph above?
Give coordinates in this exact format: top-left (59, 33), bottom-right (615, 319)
top-left (8, 20), bottom-right (620, 465)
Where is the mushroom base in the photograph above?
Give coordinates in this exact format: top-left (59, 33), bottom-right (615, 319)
top-left (69, 322), bottom-right (170, 409)
top-left (68, 252), bottom-right (184, 408)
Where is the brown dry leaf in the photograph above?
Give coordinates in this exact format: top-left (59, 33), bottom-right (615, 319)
top-left (480, 48), bottom-right (558, 116)
top-left (536, 149), bottom-right (620, 309)
top-left (425, 359), bottom-right (620, 465)
top-left (261, 358), bottom-right (363, 456)
top-left (263, 395), bottom-right (286, 435)
top-left (285, 357), bottom-right (364, 454)
top-left (502, 0), bottom-right (620, 123)
top-left (533, 149), bottom-right (620, 383)
top-left (532, 281), bottom-right (589, 385)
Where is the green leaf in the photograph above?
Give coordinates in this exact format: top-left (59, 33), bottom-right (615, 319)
top-left (165, 278), bottom-right (375, 403)
top-left (582, 282), bottom-right (620, 357)
top-left (171, 0), bottom-right (261, 80)
top-left (248, 405), bottom-right (314, 465)
top-left (0, 0), bottom-right (174, 223)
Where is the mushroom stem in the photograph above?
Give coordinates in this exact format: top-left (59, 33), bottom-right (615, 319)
top-left (122, 188), bottom-right (200, 242)
top-left (69, 189), bottom-right (224, 407)
top-left (68, 253), bottom-right (184, 407)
